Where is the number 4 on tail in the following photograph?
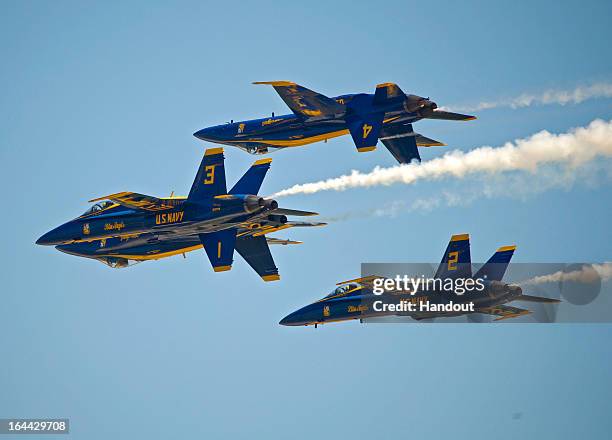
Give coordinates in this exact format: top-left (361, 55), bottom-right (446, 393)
top-left (362, 124), bottom-right (373, 139)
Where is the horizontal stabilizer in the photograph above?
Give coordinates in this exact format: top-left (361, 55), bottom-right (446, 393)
top-left (89, 192), bottom-right (174, 211)
top-left (236, 235), bottom-right (280, 281)
top-left (425, 110), bottom-right (476, 121)
top-left (253, 81), bottom-right (345, 119)
top-left (513, 294), bottom-right (560, 304)
top-left (273, 208), bottom-right (319, 217)
top-left (415, 134), bottom-right (446, 147)
top-left (477, 304), bottom-right (531, 321)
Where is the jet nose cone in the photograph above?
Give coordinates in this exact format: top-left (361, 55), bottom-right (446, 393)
top-left (279, 314), bottom-right (292, 326)
top-left (194, 127), bottom-right (214, 141)
top-left (36, 223), bottom-right (76, 246)
top-left (279, 311), bottom-right (300, 326)
top-left (36, 231), bottom-right (54, 245)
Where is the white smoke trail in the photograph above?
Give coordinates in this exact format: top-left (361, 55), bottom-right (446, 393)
top-left (368, 160), bottom-right (611, 218)
top-left (273, 119), bottom-right (612, 198)
top-left (446, 82), bottom-right (612, 112)
top-left (521, 263), bottom-right (612, 286)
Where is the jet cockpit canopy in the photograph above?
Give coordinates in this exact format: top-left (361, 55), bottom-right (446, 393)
top-left (324, 282), bottom-right (361, 299)
top-left (81, 200), bottom-right (114, 216)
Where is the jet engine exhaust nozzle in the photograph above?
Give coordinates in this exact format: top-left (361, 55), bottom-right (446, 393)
top-left (267, 214), bottom-right (288, 224)
top-left (404, 94), bottom-right (438, 114)
top-left (244, 196), bottom-right (265, 213)
top-left (261, 198), bottom-right (278, 210)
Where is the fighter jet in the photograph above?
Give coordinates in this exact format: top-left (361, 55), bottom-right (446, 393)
top-left (36, 148), bottom-right (325, 281)
top-left (280, 234), bottom-right (559, 326)
top-left (194, 81), bottom-right (475, 163)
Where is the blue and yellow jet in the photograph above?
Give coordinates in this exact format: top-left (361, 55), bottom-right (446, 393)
top-left (280, 234), bottom-right (560, 326)
top-left (194, 81), bottom-right (475, 163)
top-left (36, 148), bottom-right (325, 281)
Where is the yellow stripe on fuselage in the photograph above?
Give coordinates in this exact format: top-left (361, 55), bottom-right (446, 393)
top-left (249, 128), bottom-right (350, 147)
top-left (232, 117), bottom-right (401, 148)
top-left (104, 244), bottom-right (203, 261)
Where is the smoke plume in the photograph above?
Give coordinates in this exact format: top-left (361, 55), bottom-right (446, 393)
top-left (273, 119), bottom-right (612, 198)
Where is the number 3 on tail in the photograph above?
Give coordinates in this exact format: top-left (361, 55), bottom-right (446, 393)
top-left (362, 123), bottom-right (373, 139)
top-left (204, 165), bottom-right (216, 184)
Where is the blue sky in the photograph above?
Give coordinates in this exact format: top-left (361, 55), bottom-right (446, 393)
top-left (1, 1), bottom-right (611, 438)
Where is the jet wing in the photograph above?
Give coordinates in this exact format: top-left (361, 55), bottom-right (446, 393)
top-left (380, 123), bottom-right (446, 163)
top-left (477, 305), bottom-right (532, 321)
top-left (89, 192), bottom-right (174, 211)
top-left (380, 124), bottom-right (421, 163)
top-left (236, 235), bottom-right (280, 281)
top-left (253, 81), bottom-right (345, 119)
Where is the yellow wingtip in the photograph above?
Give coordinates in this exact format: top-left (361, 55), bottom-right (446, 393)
top-left (417, 142), bottom-right (447, 147)
top-left (262, 274), bottom-right (280, 282)
top-left (253, 81), bottom-right (296, 87)
top-left (213, 265), bottom-right (232, 272)
top-left (357, 146), bottom-right (377, 152)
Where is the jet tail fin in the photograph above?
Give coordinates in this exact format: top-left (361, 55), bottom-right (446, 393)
top-left (373, 82), bottom-right (406, 104)
top-left (188, 148), bottom-right (227, 204)
top-left (434, 234), bottom-right (472, 280)
top-left (199, 229), bottom-right (236, 272)
top-left (236, 236), bottom-right (280, 281)
top-left (346, 113), bottom-right (385, 153)
top-left (229, 158), bottom-right (272, 195)
top-left (474, 245), bottom-right (516, 281)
